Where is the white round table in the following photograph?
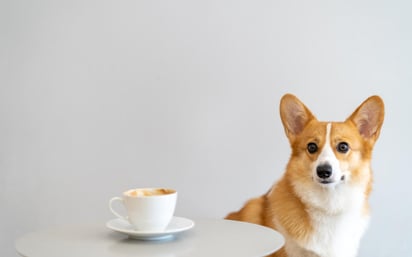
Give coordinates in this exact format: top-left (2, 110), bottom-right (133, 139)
top-left (15, 219), bottom-right (284, 257)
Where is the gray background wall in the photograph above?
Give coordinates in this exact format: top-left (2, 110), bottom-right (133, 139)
top-left (2, 0), bottom-right (411, 256)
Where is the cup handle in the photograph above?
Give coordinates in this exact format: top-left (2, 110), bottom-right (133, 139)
top-left (109, 197), bottom-right (127, 220)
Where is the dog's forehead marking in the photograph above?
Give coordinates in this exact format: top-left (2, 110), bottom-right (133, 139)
top-left (318, 123), bottom-right (336, 163)
top-left (326, 123), bottom-right (332, 144)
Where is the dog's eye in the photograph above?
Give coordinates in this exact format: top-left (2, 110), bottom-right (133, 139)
top-left (307, 142), bottom-right (318, 154)
top-left (337, 142), bottom-right (349, 153)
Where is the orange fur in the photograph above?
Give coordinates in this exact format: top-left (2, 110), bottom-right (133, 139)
top-left (226, 94), bottom-right (384, 257)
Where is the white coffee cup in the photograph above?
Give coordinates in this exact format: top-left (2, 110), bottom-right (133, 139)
top-left (109, 188), bottom-right (177, 231)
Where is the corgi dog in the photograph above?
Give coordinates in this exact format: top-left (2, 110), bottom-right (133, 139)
top-left (226, 94), bottom-right (384, 257)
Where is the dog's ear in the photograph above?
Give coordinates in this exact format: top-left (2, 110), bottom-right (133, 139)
top-left (346, 95), bottom-right (385, 143)
top-left (280, 94), bottom-right (316, 142)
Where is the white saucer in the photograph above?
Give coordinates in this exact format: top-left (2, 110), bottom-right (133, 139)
top-left (106, 217), bottom-right (195, 240)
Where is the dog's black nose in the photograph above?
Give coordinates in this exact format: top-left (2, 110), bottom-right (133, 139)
top-left (316, 164), bottom-right (332, 179)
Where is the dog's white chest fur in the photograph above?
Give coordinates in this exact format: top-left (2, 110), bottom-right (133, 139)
top-left (283, 185), bottom-right (370, 257)
top-left (306, 208), bottom-right (369, 257)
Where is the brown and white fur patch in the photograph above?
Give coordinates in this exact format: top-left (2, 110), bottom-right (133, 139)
top-left (226, 94), bottom-right (384, 257)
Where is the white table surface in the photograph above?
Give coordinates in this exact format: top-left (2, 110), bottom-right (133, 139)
top-left (15, 219), bottom-right (284, 257)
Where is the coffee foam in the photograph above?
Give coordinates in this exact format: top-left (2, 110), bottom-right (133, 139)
top-left (126, 188), bottom-right (175, 197)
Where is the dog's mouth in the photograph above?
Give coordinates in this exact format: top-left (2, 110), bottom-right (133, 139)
top-left (316, 175), bottom-right (346, 186)
top-left (319, 180), bottom-right (334, 184)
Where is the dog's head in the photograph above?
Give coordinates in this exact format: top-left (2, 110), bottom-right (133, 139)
top-left (280, 94), bottom-right (384, 190)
